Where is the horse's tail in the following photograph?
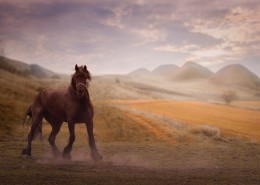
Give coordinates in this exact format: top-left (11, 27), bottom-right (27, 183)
top-left (23, 105), bottom-right (43, 141)
top-left (23, 105), bottom-right (32, 126)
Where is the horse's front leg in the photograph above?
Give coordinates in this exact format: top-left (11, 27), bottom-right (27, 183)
top-left (86, 119), bottom-right (103, 161)
top-left (62, 123), bottom-right (75, 159)
top-left (48, 122), bottom-right (62, 158)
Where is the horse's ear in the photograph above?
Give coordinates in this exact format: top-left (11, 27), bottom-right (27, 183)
top-left (75, 64), bottom-right (79, 71)
top-left (84, 65), bottom-right (87, 71)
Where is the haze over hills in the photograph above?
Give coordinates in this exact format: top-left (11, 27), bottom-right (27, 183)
top-left (243, 62), bottom-right (260, 78)
top-left (0, 56), bottom-right (62, 79)
top-left (152, 64), bottom-right (179, 79)
top-left (128, 68), bottom-right (151, 77)
top-left (211, 64), bottom-right (260, 88)
top-left (128, 62), bottom-right (214, 81)
top-left (127, 62), bottom-right (260, 88)
top-left (170, 62), bottom-right (213, 81)
top-left (1, 56), bottom-right (260, 101)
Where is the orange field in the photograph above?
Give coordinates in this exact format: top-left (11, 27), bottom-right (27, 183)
top-left (112, 100), bottom-right (260, 141)
top-left (232, 101), bottom-right (260, 110)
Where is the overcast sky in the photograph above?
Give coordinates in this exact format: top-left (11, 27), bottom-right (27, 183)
top-left (0, 0), bottom-right (259, 75)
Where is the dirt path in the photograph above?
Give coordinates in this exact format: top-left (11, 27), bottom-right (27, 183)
top-left (1, 135), bottom-right (260, 185)
top-left (1, 100), bottom-right (260, 185)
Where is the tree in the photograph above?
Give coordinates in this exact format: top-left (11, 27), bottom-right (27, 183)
top-left (115, 78), bottom-right (120, 84)
top-left (221, 90), bottom-right (237, 104)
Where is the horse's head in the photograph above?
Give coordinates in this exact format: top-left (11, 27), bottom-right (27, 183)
top-left (72, 64), bottom-right (91, 97)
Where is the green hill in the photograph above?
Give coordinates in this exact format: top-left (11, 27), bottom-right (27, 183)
top-left (0, 56), bottom-right (61, 79)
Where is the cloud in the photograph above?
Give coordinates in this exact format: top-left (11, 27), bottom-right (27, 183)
top-left (102, 7), bottom-right (130, 29)
top-left (0, 0), bottom-right (259, 74)
top-left (187, 5), bottom-right (260, 57)
top-left (132, 27), bottom-right (167, 46)
top-left (154, 44), bottom-right (201, 53)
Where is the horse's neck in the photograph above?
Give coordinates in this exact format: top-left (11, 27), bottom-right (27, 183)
top-left (85, 89), bottom-right (91, 103)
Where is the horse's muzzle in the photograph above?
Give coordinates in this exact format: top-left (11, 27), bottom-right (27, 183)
top-left (77, 89), bottom-right (86, 96)
top-left (76, 83), bottom-right (87, 97)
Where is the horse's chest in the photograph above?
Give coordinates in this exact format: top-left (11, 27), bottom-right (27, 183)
top-left (66, 103), bottom-right (90, 123)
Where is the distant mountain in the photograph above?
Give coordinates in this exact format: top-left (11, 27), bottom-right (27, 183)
top-left (0, 56), bottom-right (61, 79)
top-left (171, 62), bottom-right (213, 81)
top-left (243, 62), bottom-right (260, 78)
top-left (128, 68), bottom-right (151, 78)
top-left (210, 64), bottom-right (260, 88)
top-left (152, 64), bottom-right (179, 79)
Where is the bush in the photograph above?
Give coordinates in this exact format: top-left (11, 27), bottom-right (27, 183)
top-left (115, 78), bottom-right (120, 84)
top-left (221, 90), bottom-right (237, 104)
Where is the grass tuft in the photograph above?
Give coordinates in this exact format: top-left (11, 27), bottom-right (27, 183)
top-left (190, 125), bottom-right (221, 139)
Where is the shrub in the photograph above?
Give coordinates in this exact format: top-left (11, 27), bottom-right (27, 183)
top-left (221, 90), bottom-right (237, 104)
top-left (115, 78), bottom-right (120, 84)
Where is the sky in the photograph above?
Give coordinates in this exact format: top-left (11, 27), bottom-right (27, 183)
top-left (0, 0), bottom-right (260, 75)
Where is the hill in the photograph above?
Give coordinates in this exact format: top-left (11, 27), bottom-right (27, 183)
top-left (171, 62), bottom-right (213, 81)
top-left (234, 62), bottom-right (260, 78)
top-left (128, 68), bottom-right (152, 78)
top-left (210, 64), bottom-right (260, 88)
top-left (0, 56), bottom-right (61, 79)
top-left (128, 68), bottom-right (150, 75)
top-left (152, 64), bottom-right (179, 79)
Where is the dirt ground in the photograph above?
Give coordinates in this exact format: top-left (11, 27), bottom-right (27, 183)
top-left (0, 132), bottom-right (260, 185)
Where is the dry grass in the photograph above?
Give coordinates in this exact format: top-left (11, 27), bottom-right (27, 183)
top-left (0, 69), bottom-right (68, 134)
top-left (189, 125), bottom-right (221, 139)
top-left (232, 101), bottom-right (260, 110)
top-left (112, 100), bottom-right (260, 141)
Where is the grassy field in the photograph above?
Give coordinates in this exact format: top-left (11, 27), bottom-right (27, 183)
top-left (112, 100), bottom-right (260, 141)
top-left (0, 69), bottom-right (68, 134)
top-left (1, 69), bottom-right (260, 184)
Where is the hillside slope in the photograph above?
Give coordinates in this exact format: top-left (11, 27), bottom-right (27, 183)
top-left (152, 64), bottom-right (179, 79)
top-left (211, 64), bottom-right (260, 88)
top-left (0, 67), bottom-right (67, 134)
top-left (0, 56), bottom-right (61, 79)
top-left (172, 62), bottom-right (213, 81)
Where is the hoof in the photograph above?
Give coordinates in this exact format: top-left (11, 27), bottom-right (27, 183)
top-left (62, 153), bottom-right (71, 160)
top-left (91, 151), bottom-right (103, 161)
top-left (22, 148), bottom-right (31, 157)
top-left (53, 150), bottom-right (61, 158)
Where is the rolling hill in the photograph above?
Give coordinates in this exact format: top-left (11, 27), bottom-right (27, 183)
top-left (128, 68), bottom-right (151, 77)
top-left (171, 62), bottom-right (213, 81)
top-left (210, 64), bottom-right (260, 88)
top-left (152, 64), bottom-right (179, 79)
top-left (0, 56), bottom-right (61, 79)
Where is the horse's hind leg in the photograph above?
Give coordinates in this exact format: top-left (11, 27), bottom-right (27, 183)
top-left (22, 111), bottom-right (44, 156)
top-left (48, 123), bottom-right (62, 157)
top-left (44, 113), bottom-right (63, 157)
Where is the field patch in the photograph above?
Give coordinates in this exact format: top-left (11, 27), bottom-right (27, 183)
top-left (111, 100), bottom-right (260, 141)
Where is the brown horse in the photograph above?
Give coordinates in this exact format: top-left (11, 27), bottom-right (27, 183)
top-left (22, 64), bottom-right (103, 161)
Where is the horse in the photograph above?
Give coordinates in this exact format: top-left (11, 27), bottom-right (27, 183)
top-left (22, 64), bottom-right (103, 161)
